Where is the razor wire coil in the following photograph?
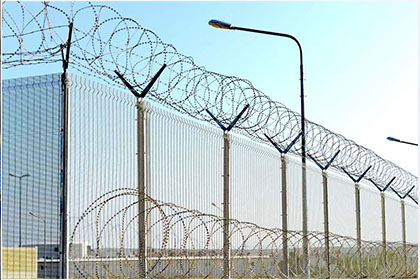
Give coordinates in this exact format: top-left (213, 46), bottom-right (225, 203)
top-left (1, 1), bottom-right (417, 199)
top-left (68, 189), bottom-right (418, 278)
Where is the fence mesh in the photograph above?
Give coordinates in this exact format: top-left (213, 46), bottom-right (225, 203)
top-left (1, 0), bottom-right (418, 274)
top-left (1, 71), bottom-right (418, 279)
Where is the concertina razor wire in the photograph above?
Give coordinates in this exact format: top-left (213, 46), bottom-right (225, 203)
top-left (68, 188), bottom-right (418, 278)
top-left (1, 1), bottom-right (417, 200)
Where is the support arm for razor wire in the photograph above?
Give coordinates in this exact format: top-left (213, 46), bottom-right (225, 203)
top-left (264, 132), bottom-right (302, 278)
top-left (341, 165), bottom-right (372, 278)
top-left (114, 63), bottom-right (167, 278)
top-left (206, 104), bottom-right (249, 279)
top-left (59, 21), bottom-right (73, 279)
top-left (307, 150), bottom-right (340, 278)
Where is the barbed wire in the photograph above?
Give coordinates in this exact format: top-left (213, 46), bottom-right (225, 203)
top-left (68, 188), bottom-right (418, 278)
top-left (1, 1), bottom-right (417, 200)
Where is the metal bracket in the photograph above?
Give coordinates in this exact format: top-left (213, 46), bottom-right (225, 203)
top-left (368, 177), bottom-right (396, 193)
top-left (60, 22), bottom-right (73, 73)
top-left (115, 64), bottom-right (167, 99)
top-left (264, 132), bottom-right (302, 155)
top-left (407, 194), bottom-right (418, 204)
top-left (383, 177), bottom-right (396, 192)
top-left (341, 166), bottom-right (372, 183)
top-left (402, 185), bottom-right (415, 199)
top-left (308, 150), bottom-right (340, 171)
top-left (206, 104), bottom-right (250, 132)
top-left (139, 64), bottom-right (167, 98)
top-left (390, 185), bottom-right (417, 204)
top-left (390, 186), bottom-right (403, 199)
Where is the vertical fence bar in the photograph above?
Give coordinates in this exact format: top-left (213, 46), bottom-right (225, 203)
top-left (302, 163), bottom-right (309, 278)
top-left (354, 183), bottom-right (362, 277)
top-left (137, 100), bottom-right (147, 278)
top-left (401, 199), bottom-right (407, 277)
top-left (322, 171), bottom-right (330, 278)
top-left (223, 132), bottom-right (231, 278)
top-left (281, 155), bottom-right (288, 277)
top-left (380, 192), bottom-right (387, 277)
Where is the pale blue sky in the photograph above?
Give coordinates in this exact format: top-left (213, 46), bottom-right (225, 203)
top-left (3, 1), bottom-right (418, 175)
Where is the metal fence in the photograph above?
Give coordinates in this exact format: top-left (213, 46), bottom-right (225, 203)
top-left (65, 73), bottom-right (417, 278)
top-left (1, 2), bottom-right (418, 278)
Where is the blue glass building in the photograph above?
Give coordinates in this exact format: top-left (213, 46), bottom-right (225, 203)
top-left (2, 74), bottom-right (63, 278)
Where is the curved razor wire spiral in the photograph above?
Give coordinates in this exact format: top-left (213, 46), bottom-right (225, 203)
top-left (1, 1), bottom-right (417, 199)
top-left (68, 188), bottom-right (418, 279)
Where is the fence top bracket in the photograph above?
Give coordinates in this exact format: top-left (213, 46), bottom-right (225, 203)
top-left (206, 104), bottom-right (249, 132)
top-left (115, 64), bottom-right (167, 99)
top-left (308, 150), bottom-right (340, 171)
top-left (61, 22), bottom-right (73, 73)
top-left (341, 165), bottom-right (372, 183)
top-left (264, 132), bottom-right (302, 155)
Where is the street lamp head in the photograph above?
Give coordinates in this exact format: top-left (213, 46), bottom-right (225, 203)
top-left (387, 136), bottom-right (400, 142)
top-left (9, 173), bottom-right (31, 178)
top-left (208, 19), bottom-right (232, 30)
top-left (28, 211), bottom-right (36, 217)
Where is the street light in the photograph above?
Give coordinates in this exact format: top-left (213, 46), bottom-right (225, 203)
top-left (387, 136), bottom-right (418, 146)
top-left (208, 19), bottom-right (310, 275)
top-left (29, 211), bottom-right (47, 279)
top-left (211, 202), bottom-right (223, 214)
top-left (9, 173), bottom-right (31, 247)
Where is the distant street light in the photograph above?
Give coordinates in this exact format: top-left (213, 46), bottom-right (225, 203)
top-left (29, 211), bottom-right (47, 279)
top-left (211, 202), bottom-right (223, 214)
top-left (387, 136), bottom-right (418, 146)
top-left (9, 173), bottom-right (31, 247)
top-left (208, 19), bottom-right (310, 275)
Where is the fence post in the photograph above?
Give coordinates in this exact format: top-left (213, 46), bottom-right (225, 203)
top-left (223, 132), bottom-right (231, 279)
top-left (322, 171), bottom-right (330, 278)
top-left (205, 104), bottom-right (249, 279)
top-left (380, 192), bottom-right (387, 277)
top-left (60, 70), bottom-right (70, 279)
top-left (59, 22), bottom-right (73, 279)
top-left (302, 162), bottom-right (310, 278)
top-left (400, 199), bottom-right (407, 277)
top-left (145, 105), bottom-right (152, 269)
top-left (264, 132), bottom-right (302, 278)
top-left (354, 183), bottom-right (362, 277)
top-left (114, 64), bottom-right (167, 279)
top-left (307, 151), bottom-right (339, 278)
top-left (281, 155), bottom-right (289, 277)
top-left (368, 177), bottom-right (396, 278)
top-left (137, 99), bottom-right (147, 278)
top-left (341, 165), bottom-right (371, 278)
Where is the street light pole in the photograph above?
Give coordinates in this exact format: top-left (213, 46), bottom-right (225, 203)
top-left (29, 211), bottom-right (47, 279)
top-left (208, 19), bottom-right (309, 276)
top-left (9, 173), bottom-right (31, 247)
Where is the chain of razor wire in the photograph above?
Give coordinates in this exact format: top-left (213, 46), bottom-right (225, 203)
top-left (1, 1), bottom-right (417, 200)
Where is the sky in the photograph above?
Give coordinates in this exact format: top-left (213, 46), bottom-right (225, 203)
top-left (2, 1), bottom-right (418, 176)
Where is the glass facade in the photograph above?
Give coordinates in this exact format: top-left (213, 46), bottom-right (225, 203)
top-left (2, 74), bottom-right (63, 278)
